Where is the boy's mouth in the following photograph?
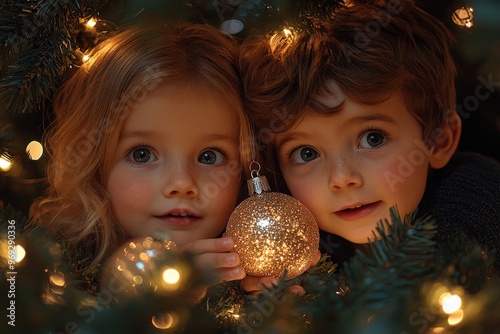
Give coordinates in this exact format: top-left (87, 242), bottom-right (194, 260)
top-left (341, 204), bottom-right (364, 212)
top-left (335, 201), bottom-right (381, 221)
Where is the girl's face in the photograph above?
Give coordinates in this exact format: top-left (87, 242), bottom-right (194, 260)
top-left (274, 89), bottom-right (434, 244)
top-left (106, 84), bottom-right (242, 246)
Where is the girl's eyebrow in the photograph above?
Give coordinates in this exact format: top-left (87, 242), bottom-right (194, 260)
top-left (201, 133), bottom-right (239, 142)
top-left (118, 130), bottom-right (155, 141)
top-left (119, 131), bottom-right (237, 142)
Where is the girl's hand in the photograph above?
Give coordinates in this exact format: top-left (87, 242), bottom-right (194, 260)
top-left (180, 237), bottom-right (246, 283)
top-left (240, 250), bottom-right (321, 297)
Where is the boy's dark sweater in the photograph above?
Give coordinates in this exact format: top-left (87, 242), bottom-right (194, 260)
top-left (320, 151), bottom-right (500, 273)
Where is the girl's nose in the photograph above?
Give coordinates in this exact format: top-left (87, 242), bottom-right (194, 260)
top-left (162, 164), bottom-right (198, 198)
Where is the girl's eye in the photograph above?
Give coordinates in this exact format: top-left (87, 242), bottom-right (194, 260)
top-left (198, 149), bottom-right (226, 165)
top-left (128, 147), bottom-right (156, 164)
top-left (290, 146), bottom-right (319, 164)
top-left (359, 131), bottom-right (386, 149)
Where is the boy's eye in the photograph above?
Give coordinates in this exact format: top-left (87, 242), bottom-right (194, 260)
top-left (359, 131), bottom-right (386, 148)
top-left (291, 147), bottom-right (319, 164)
top-left (198, 149), bottom-right (226, 165)
top-left (128, 147), bottom-right (155, 164)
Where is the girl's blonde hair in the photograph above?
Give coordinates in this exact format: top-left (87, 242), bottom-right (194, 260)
top-left (31, 23), bottom-right (253, 266)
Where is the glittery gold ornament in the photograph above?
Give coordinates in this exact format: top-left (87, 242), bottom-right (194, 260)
top-left (225, 165), bottom-right (319, 280)
top-left (101, 236), bottom-right (188, 303)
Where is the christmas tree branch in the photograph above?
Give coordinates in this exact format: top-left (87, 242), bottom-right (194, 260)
top-left (0, 0), bottom-right (108, 113)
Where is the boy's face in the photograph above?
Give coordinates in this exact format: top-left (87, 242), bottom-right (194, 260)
top-left (274, 89), bottom-right (431, 244)
top-left (106, 84), bottom-right (242, 246)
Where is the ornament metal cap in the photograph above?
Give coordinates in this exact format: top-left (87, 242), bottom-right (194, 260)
top-left (247, 175), bottom-right (270, 195)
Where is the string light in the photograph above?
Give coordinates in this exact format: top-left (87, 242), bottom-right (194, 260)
top-left (26, 140), bottom-right (43, 160)
top-left (0, 152), bottom-right (13, 171)
top-left (162, 268), bottom-right (180, 285)
top-left (231, 304), bottom-right (241, 320)
top-left (151, 311), bottom-right (179, 330)
top-left (14, 245), bottom-right (26, 263)
top-left (219, 0), bottom-right (265, 35)
top-left (447, 309), bottom-right (464, 326)
top-left (452, 7), bottom-right (474, 28)
top-left (86, 18), bottom-right (97, 28)
top-left (161, 267), bottom-right (181, 291)
top-left (49, 271), bottom-right (67, 288)
top-left (434, 287), bottom-right (466, 327)
top-left (441, 293), bottom-right (462, 314)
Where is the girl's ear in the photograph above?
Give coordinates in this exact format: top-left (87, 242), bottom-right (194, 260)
top-left (429, 111), bottom-right (462, 169)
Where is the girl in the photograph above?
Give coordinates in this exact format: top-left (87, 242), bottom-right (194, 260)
top-left (30, 23), bottom-right (252, 292)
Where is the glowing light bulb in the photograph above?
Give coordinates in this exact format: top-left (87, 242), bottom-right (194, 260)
top-left (162, 268), bottom-right (180, 284)
top-left (152, 312), bottom-right (177, 329)
top-left (0, 152), bottom-right (13, 171)
top-left (442, 294), bottom-right (462, 314)
top-left (86, 18), bottom-right (97, 28)
top-left (452, 7), bottom-right (474, 28)
top-left (26, 141), bottom-right (43, 160)
top-left (232, 304), bottom-right (241, 320)
top-left (82, 55), bottom-right (90, 62)
top-left (14, 245), bottom-right (26, 263)
top-left (49, 272), bottom-right (66, 287)
top-left (447, 309), bottom-right (464, 326)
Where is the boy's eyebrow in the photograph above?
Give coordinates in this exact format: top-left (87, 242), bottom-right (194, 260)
top-left (343, 113), bottom-right (398, 127)
top-left (275, 112), bottom-right (397, 151)
top-left (275, 132), bottom-right (310, 151)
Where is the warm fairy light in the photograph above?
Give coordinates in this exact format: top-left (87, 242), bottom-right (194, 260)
top-left (442, 294), bottom-right (462, 314)
top-left (86, 18), bottom-right (97, 28)
top-left (82, 54), bottom-right (90, 62)
top-left (452, 7), bottom-right (474, 28)
top-left (428, 328), bottom-right (446, 333)
top-left (162, 268), bottom-right (180, 285)
top-left (132, 275), bottom-right (143, 285)
top-left (447, 309), bottom-right (464, 326)
top-left (283, 28), bottom-right (292, 37)
top-left (232, 304), bottom-right (241, 320)
top-left (152, 312), bottom-right (178, 329)
top-left (0, 152), bottom-right (13, 171)
top-left (26, 140), bottom-right (43, 160)
top-left (14, 245), bottom-right (26, 263)
top-left (49, 272), bottom-right (66, 287)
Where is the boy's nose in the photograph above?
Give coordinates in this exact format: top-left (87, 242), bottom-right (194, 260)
top-left (162, 165), bottom-right (198, 198)
top-left (327, 156), bottom-right (363, 191)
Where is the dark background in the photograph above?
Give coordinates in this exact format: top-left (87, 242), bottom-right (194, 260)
top-left (1, 0), bottom-right (499, 213)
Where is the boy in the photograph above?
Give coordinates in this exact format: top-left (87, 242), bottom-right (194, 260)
top-left (240, 0), bottom-right (499, 292)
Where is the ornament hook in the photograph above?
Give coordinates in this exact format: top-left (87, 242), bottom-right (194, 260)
top-left (247, 160), bottom-right (269, 195)
top-left (249, 160), bottom-right (261, 178)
